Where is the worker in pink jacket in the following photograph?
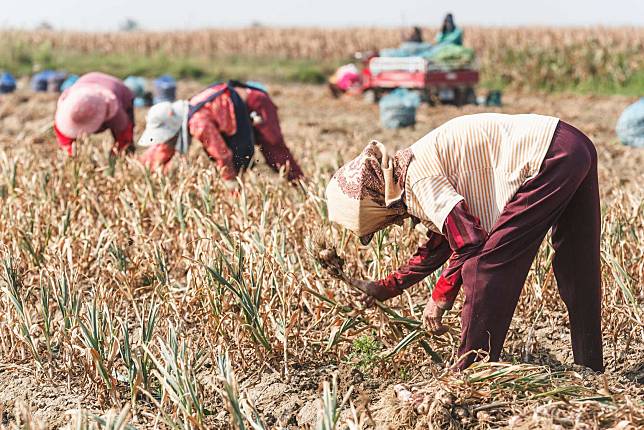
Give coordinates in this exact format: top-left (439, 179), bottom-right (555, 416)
top-left (54, 72), bottom-right (134, 155)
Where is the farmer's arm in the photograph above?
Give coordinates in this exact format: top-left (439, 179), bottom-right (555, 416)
top-left (357, 175), bottom-right (461, 302)
top-left (366, 199), bottom-right (486, 304)
top-left (188, 110), bottom-right (237, 180)
top-left (371, 233), bottom-right (452, 301)
top-left (248, 92), bottom-right (283, 143)
top-left (421, 200), bottom-right (487, 334)
top-left (53, 90), bottom-right (76, 155)
top-left (401, 177), bottom-right (486, 310)
top-left (112, 121), bottom-right (134, 154)
top-left (140, 144), bottom-right (176, 173)
top-left (54, 123), bottom-right (75, 155)
top-left (431, 200), bottom-right (487, 310)
top-left (107, 104), bottom-right (135, 154)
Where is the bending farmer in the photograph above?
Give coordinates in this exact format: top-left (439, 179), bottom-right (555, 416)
top-left (54, 72), bottom-right (134, 155)
top-left (325, 113), bottom-right (603, 371)
top-left (138, 81), bottom-right (304, 183)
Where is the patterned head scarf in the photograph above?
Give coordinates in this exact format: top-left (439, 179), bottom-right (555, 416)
top-left (325, 141), bottom-right (413, 244)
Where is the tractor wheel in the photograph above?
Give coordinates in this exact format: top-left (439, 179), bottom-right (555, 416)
top-left (363, 89), bottom-right (377, 104)
top-left (328, 83), bottom-right (343, 98)
top-left (453, 88), bottom-right (465, 107)
top-left (464, 87), bottom-right (477, 105)
top-left (425, 88), bottom-right (438, 106)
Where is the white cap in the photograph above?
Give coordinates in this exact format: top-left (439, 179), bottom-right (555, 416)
top-left (138, 100), bottom-right (188, 147)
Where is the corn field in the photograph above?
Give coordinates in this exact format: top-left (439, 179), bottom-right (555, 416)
top-left (1, 26), bottom-right (643, 90)
top-left (0, 82), bottom-right (642, 429)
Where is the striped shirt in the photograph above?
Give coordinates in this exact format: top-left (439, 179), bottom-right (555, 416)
top-left (405, 113), bottom-right (560, 233)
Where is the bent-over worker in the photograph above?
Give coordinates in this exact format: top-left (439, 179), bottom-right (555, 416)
top-left (54, 72), bottom-right (134, 155)
top-left (137, 80), bottom-right (304, 184)
top-left (325, 113), bottom-right (603, 371)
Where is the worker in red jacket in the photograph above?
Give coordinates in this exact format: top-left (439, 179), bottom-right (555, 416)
top-left (54, 72), bottom-right (134, 155)
top-left (138, 81), bottom-right (304, 185)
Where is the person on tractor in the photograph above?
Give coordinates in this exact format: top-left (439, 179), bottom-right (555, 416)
top-left (137, 80), bottom-right (304, 186)
top-left (435, 13), bottom-right (463, 46)
top-left (405, 26), bottom-right (424, 43)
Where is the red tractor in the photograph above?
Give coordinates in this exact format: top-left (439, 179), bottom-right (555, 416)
top-left (333, 51), bottom-right (479, 106)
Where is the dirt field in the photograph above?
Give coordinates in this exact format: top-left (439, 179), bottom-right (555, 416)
top-left (2, 82), bottom-right (643, 192)
top-left (0, 83), bottom-right (642, 429)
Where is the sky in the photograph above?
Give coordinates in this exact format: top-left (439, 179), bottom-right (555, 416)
top-left (3, 0), bottom-right (644, 30)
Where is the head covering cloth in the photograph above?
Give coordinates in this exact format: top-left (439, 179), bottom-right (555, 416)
top-left (325, 141), bottom-right (413, 244)
top-left (442, 13), bottom-right (456, 34)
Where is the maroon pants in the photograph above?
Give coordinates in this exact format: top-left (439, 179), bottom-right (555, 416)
top-left (458, 121), bottom-right (603, 371)
top-left (246, 91), bottom-right (304, 182)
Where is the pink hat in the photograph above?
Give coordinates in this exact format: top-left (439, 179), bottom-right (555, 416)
top-left (55, 84), bottom-right (118, 138)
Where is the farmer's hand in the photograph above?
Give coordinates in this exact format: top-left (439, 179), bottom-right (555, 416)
top-left (423, 298), bottom-right (448, 335)
top-left (222, 179), bottom-right (241, 197)
top-left (139, 144), bottom-right (175, 173)
top-left (349, 279), bottom-right (395, 308)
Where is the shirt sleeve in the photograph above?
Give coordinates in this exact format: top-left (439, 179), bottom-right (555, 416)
top-left (411, 176), bottom-right (464, 232)
top-left (247, 90), bottom-right (282, 144)
top-left (431, 200), bottom-right (487, 310)
top-left (188, 109), bottom-right (237, 180)
top-left (376, 231), bottom-right (452, 300)
top-left (112, 121), bottom-right (134, 152)
top-left (54, 123), bottom-right (75, 155)
top-left (105, 104), bottom-right (131, 141)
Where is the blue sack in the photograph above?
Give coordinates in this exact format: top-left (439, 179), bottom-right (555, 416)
top-left (153, 75), bottom-right (176, 104)
top-left (60, 74), bottom-right (79, 91)
top-left (31, 70), bottom-right (67, 92)
top-left (47, 71), bottom-right (67, 92)
top-left (124, 76), bottom-right (147, 97)
top-left (0, 72), bottom-right (17, 94)
top-left (245, 80), bottom-right (268, 93)
top-left (125, 76), bottom-right (153, 107)
top-left (379, 88), bottom-right (421, 129)
top-left (380, 42), bottom-right (433, 58)
top-left (123, 76), bottom-right (152, 108)
top-left (31, 70), bottom-right (54, 91)
top-left (616, 98), bottom-right (644, 149)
